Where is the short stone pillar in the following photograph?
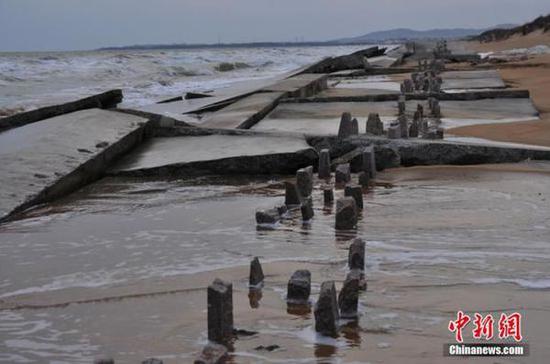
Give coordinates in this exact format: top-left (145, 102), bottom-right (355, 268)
top-left (432, 103), bottom-right (441, 118)
top-left (362, 146), bottom-right (376, 179)
top-left (296, 166), bottom-right (313, 197)
top-left (323, 186), bottom-right (334, 205)
top-left (351, 118), bottom-right (359, 135)
top-left (398, 115), bottom-right (409, 138)
top-left (284, 181), bottom-right (301, 206)
top-left (314, 281), bottom-right (340, 337)
top-left (403, 79), bottom-right (414, 93)
top-left (318, 149), bottom-right (331, 178)
top-left (344, 184), bottom-right (363, 209)
top-left (301, 196), bottom-right (314, 221)
top-left (207, 278), bottom-right (233, 344)
top-left (348, 238), bottom-right (366, 271)
top-left (358, 171), bottom-right (369, 188)
top-left (335, 197), bottom-right (358, 230)
top-left (338, 270), bottom-right (362, 319)
top-left (335, 163), bottom-right (351, 184)
top-left (194, 343), bottom-right (228, 364)
top-left (337, 112), bottom-right (354, 139)
top-left (249, 257), bottom-right (264, 287)
top-left (366, 113), bottom-right (384, 135)
top-left (409, 120), bottom-right (419, 138)
top-left (398, 96), bottom-right (406, 115)
top-left (287, 270), bottom-right (311, 304)
top-left (417, 103), bottom-right (424, 117)
top-left (387, 124), bottom-right (401, 139)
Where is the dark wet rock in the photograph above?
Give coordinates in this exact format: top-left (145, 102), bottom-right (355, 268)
top-left (194, 343), bottom-right (228, 364)
top-left (142, 359), bottom-right (163, 364)
top-left (362, 146), bottom-right (377, 179)
top-left (335, 163), bottom-right (351, 184)
top-left (335, 197), bottom-right (358, 230)
top-left (301, 196), bottom-right (314, 221)
top-left (287, 269), bottom-right (311, 304)
top-left (255, 209), bottom-right (280, 225)
top-left (318, 149), bottom-right (331, 178)
top-left (296, 166), bottom-right (313, 197)
top-left (249, 257), bottom-right (264, 287)
top-left (345, 184), bottom-right (363, 209)
top-left (348, 238), bottom-right (366, 271)
top-left (338, 112), bottom-right (354, 139)
top-left (207, 278), bottom-right (233, 344)
top-left (94, 358), bottom-right (114, 364)
top-left (338, 269), bottom-right (362, 319)
top-left (95, 141), bottom-right (109, 148)
top-left (285, 181), bottom-right (302, 206)
top-left (254, 345), bottom-right (281, 352)
top-left (314, 281), bottom-right (340, 337)
top-left (358, 171), bottom-right (370, 188)
top-left (323, 186), bottom-right (334, 205)
top-left (365, 113), bottom-right (384, 136)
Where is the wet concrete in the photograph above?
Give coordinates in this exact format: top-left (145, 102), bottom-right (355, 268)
top-left (0, 108), bottom-right (149, 222)
top-left (261, 73), bottom-right (328, 98)
top-left (200, 92), bottom-right (285, 129)
top-left (109, 133), bottom-right (317, 176)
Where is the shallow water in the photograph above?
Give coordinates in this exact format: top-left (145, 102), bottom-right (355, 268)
top-left (1, 167), bottom-right (550, 362)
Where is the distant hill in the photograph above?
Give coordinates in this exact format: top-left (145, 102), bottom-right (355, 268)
top-left (335, 24), bottom-right (517, 43)
top-left (472, 14), bottom-right (550, 42)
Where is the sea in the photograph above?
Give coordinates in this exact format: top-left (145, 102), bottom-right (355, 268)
top-left (0, 45), bottom-right (370, 116)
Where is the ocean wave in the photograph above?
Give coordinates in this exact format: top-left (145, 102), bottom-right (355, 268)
top-left (215, 62), bottom-right (252, 72)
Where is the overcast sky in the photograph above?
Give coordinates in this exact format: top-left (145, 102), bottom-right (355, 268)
top-left (0, 0), bottom-right (548, 51)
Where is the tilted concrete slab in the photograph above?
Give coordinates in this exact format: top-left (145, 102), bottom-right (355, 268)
top-left (261, 73), bottom-right (328, 98)
top-left (110, 133), bottom-right (317, 176)
top-left (0, 109), bottom-right (149, 222)
top-left (252, 97), bottom-right (539, 136)
top-left (441, 70), bottom-right (505, 90)
top-left (199, 92), bottom-right (285, 129)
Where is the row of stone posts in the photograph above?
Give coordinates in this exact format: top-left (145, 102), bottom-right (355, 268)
top-left (338, 112), bottom-right (385, 138)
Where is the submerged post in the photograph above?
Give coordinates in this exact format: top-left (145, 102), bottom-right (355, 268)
top-left (338, 270), bottom-right (362, 319)
top-left (207, 278), bottom-right (234, 344)
top-left (335, 197), bottom-right (358, 230)
top-left (287, 269), bottom-right (311, 304)
top-left (249, 257), bottom-right (264, 287)
top-left (348, 238), bottom-right (365, 271)
top-left (314, 281), bottom-right (340, 337)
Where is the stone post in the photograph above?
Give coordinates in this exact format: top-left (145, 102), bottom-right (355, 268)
top-left (207, 278), bottom-right (233, 344)
top-left (284, 181), bottom-right (301, 206)
top-left (318, 149), bottom-right (331, 178)
top-left (335, 197), bottom-right (358, 230)
top-left (296, 166), bottom-right (313, 197)
top-left (338, 112), bottom-right (353, 139)
top-left (362, 146), bottom-right (376, 179)
top-left (301, 196), bottom-right (314, 221)
top-left (335, 163), bottom-right (351, 184)
top-left (348, 238), bottom-right (366, 271)
top-left (287, 270), bottom-right (311, 304)
top-left (323, 186), bottom-right (334, 205)
top-left (344, 184), bottom-right (363, 209)
top-left (314, 281), bottom-right (340, 337)
top-left (249, 257), bottom-right (264, 287)
top-left (338, 270), bottom-right (362, 319)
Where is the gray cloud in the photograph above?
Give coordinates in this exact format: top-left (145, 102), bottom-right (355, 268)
top-left (0, 0), bottom-right (548, 51)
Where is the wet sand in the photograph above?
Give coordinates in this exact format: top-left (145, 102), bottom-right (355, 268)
top-left (448, 36), bottom-right (550, 148)
top-left (1, 163), bottom-right (550, 363)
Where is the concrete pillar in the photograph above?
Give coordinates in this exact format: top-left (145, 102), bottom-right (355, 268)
top-left (362, 146), bottom-right (376, 179)
top-left (338, 112), bottom-right (353, 139)
top-left (348, 238), bottom-right (365, 271)
top-left (335, 197), bottom-right (358, 230)
top-left (296, 166), bottom-right (313, 197)
top-left (314, 281), bottom-right (340, 337)
top-left (301, 196), bottom-right (314, 221)
top-left (398, 115), bottom-right (409, 138)
top-left (335, 163), bottom-right (351, 184)
top-left (323, 186), bottom-right (334, 205)
top-left (338, 270), bottom-right (362, 319)
top-left (351, 118), bottom-right (359, 135)
top-left (207, 278), bottom-right (233, 344)
top-left (249, 257), bottom-right (264, 287)
top-left (345, 184), bottom-right (363, 209)
top-left (287, 270), bottom-right (311, 304)
top-left (358, 171), bottom-right (369, 188)
top-left (284, 181), bottom-right (301, 206)
top-left (366, 113), bottom-right (384, 135)
top-left (318, 149), bottom-right (331, 178)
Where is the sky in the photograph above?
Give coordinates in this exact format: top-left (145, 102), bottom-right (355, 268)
top-left (0, 0), bottom-right (549, 52)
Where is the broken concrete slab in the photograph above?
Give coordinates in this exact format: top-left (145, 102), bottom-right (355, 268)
top-left (261, 74), bottom-right (328, 98)
top-left (200, 92), bottom-right (285, 129)
top-left (0, 108), bottom-right (149, 223)
top-left (110, 133), bottom-right (317, 176)
top-left (0, 90), bottom-right (123, 133)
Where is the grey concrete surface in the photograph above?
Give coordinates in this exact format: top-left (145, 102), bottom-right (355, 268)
top-left (0, 109), bottom-right (149, 222)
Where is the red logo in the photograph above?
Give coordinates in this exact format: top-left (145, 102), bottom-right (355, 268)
top-left (448, 311), bottom-right (523, 343)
